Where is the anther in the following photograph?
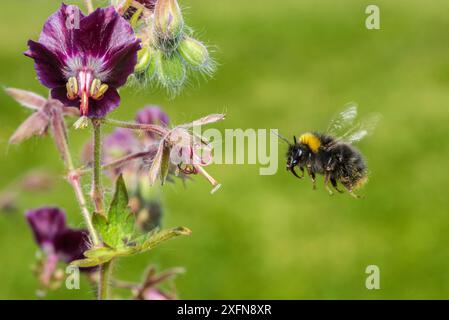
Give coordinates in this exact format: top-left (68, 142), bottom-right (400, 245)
top-left (66, 77), bottom-right (78, 100)
top-left (90, 79), bottom-right (109, 100)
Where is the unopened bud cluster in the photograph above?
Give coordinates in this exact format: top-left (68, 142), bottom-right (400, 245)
top-left (124, 0), bottom-right (216, 95)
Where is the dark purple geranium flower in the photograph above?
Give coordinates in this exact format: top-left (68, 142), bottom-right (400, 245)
top-left (25, 5), bottom-right (141, 118)
top-left (136, 106), bottom-right (170, 126)
top-left (26, 207), bottom-right (90, 265)
top-left (103, 128), bottom-right (139, 167)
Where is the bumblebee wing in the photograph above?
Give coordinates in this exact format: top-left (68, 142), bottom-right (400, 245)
top-left (326, 103), bottom-right (358, 137)
top-left (339, 113), bottom-right (382, 144)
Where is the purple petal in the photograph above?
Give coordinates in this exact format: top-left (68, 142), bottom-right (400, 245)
top-left (75, 6), bottom-right (140, 86)
top-left (37, 4), bottom-right (84, 61)
top-left (50, 86), bottom-right (78, 109)
top-left (25, 41), bottom-right (66, 88)
top-left (103, 128), bottom-right (139, 176)
top-left (77, 7), bottom-right (132, 57)
top-left (54, 229), bottom-right (89, 263)
top-left (104, 128), bottom-right (138, 156)
top-left (101, 40), bottom-right (142, 87)
top-left (136, 106), bottom-right (170, 126)
top-left (26, 207), bottom-right (67, 250)
top-left (88, 88), bottom-right (121, 118)
top-left (24, 4), bottom-right (83, 88)
top-left (51, 86), bottom-right (121, 118)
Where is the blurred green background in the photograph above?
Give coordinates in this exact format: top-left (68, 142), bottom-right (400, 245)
top-left (1, 0), bottom-right (449, 299)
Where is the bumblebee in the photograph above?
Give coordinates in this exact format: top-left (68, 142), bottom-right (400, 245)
top-left (279, 105), bottom-right (380, 198)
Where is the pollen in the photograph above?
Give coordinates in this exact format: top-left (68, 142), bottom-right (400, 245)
top-left (66, 77), bottom-right (78, 100)
top-left (299, 133), bottom-right (321, 153)
top-left (90, 79), bottom-right (109, 100)
top-left (355, 175), bottom-right (369, 189)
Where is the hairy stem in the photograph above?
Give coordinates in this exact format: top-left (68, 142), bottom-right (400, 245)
top-left (98, 260), bottom-right (113, 300)
top-left (68, 173), bottom-right (100, 246)
top-left (102, 150), bottom-right (156, 171)
top-left (92, 119), bottom-right (113, 300)
top-left (51, 108), bottom-right (100, 246)
top-left (77, 150), bottom-right (154, 176)
top-left (92, 119), bottom-right (104, 214)
top-left (101, 118), bottom-right (167, 136)
top-left (110, 278), bottom-right (139, 290)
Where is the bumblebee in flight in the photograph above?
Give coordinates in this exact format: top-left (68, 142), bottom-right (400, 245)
top-left (279, 105), bottom-right (380, 198)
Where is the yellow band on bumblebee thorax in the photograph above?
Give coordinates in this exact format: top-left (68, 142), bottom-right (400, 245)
top-left (299, 133), bottom-right (321, 153)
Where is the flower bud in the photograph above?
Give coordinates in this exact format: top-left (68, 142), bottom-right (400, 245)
top-left (135, 46), bottom-right (152, 74)
top-left (178, 36), bottom-right (210, 69)
top-left (146, 48), bottom-right (158, 79)
top-left (154, 0), bottom-right (184, 43)
top-left (155, 51), bottom-right (186, 92)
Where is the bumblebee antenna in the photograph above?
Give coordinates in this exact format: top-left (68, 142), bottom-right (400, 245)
top-left (293, 136), bottom-right (297, 144)
top-left (270, 130), bottom-right (290, 144)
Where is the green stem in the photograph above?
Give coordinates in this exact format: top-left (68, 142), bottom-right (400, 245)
top-left (98, 260), bottom-right (114, 300)
top-left (93, 119), bottom-right (108, 300)
top-left (92, 119), bottom-right (104, 214)
top-left (69, 173), bottom-right (100, 246)
top-left (92, 119), bottom-right (113, 300)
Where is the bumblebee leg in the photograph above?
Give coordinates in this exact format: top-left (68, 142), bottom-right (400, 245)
top-left (299, 166), bottom-right (305, 178)
top-left (306, 166), bottom-right (317, 190)
top-left (345, 185), bottom-right (362, 199)
top-left (348, 190), bottom-right (361, 199)
top-left (331, 178), bottom-right (344, 193)
top-left (290, 166), bottom-right (303, 179)
top-left (324, 173), bottom-right (334, 196)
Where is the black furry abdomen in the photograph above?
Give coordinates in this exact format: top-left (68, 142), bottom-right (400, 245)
top-left (317, 135), bottom-right (367, 188)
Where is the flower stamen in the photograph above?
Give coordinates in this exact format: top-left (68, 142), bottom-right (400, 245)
top-left (66, 77), bottom-right (78, 100)
top-left (90, 79), bottom-right (109, 100)
top-left (65, 72), bottom-right (110, 117)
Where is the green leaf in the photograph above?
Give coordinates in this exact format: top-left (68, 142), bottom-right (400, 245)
top-left (108, 175), bottom-right (132, 231)
top-left (93, 175), bottom-right (136, 249)
top-left (71, 253), bottom-right (114, 267)
top-left (92, 213), bottom-right (115, 247)
top-left (83, 247), bottom-right (116, 259)
top-left (73, 227), bottom-right (192, 266)
top-left (141, 227), bottom-right (192, 252)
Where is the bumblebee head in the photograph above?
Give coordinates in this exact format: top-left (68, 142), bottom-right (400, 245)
top-left (286, 137), bottom-right (310, 169)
